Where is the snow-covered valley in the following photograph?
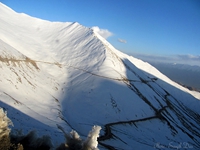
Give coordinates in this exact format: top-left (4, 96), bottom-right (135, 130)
top-left (0, 2), bottom-right (200, 149)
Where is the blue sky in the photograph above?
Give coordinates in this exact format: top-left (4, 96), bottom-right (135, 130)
top-left (1, 0), bottom-right (200, 65)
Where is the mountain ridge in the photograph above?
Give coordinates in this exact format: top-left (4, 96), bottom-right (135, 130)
top-left (0, 2), bottom-right (200, 149)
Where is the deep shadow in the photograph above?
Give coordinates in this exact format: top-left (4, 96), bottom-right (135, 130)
top-left (59, 57), bottom-right (200, 149)
top-left (0, 100), bottom-right (64, 149)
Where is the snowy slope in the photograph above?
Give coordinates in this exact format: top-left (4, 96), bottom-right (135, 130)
top-left (0, 2), bottom-right (200, 149)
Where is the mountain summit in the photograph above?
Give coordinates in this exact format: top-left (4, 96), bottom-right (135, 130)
top-left (0, 3), bottom-right (200, 149)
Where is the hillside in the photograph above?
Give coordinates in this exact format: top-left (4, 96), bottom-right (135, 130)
top-left (0, 2), bottom-right (200, 149)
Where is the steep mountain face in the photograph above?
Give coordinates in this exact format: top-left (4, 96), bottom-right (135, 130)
top-left (0, 3), bottom-right (200, 149)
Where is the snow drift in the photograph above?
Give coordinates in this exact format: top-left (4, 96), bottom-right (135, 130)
top-left (0, 2), bottom-right (200, 149)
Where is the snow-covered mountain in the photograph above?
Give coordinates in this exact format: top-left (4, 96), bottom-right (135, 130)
top-left (0, 2), bottom-right (200, 149)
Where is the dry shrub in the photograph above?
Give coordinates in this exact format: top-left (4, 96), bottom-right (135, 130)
top-left (56, 125), bottom-right (101, 150)
top-left (0, 108), bottom-right (101, 150)
top-left (0, 108), bottom-right (13, 150)
top-left (10, 131), bottom-right (52, 150)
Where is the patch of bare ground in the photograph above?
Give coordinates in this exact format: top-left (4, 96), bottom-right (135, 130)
top-left (54, 62), bottom-right (62, 68)
top-left (24, 57), bottom-right (39, 70)
top-left (0, 56), bottom-right (39, 70)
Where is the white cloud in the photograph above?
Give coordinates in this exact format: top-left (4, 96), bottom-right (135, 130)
top-left (118, 38), bottom-right (127, 43)
top-left (177, 54), bottom-right (200, 60)
top-left (91, 26), bottom-right (113, 39)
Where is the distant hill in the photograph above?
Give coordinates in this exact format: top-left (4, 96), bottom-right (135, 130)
top-left (148, 62), bottom-right (200, 92)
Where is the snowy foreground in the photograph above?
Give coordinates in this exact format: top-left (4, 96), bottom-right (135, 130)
top-left (0, 2), bottom-right (200, 149)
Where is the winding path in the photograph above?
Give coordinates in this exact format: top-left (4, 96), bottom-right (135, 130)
top-left (98, 106), bottom-right (169, 149)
